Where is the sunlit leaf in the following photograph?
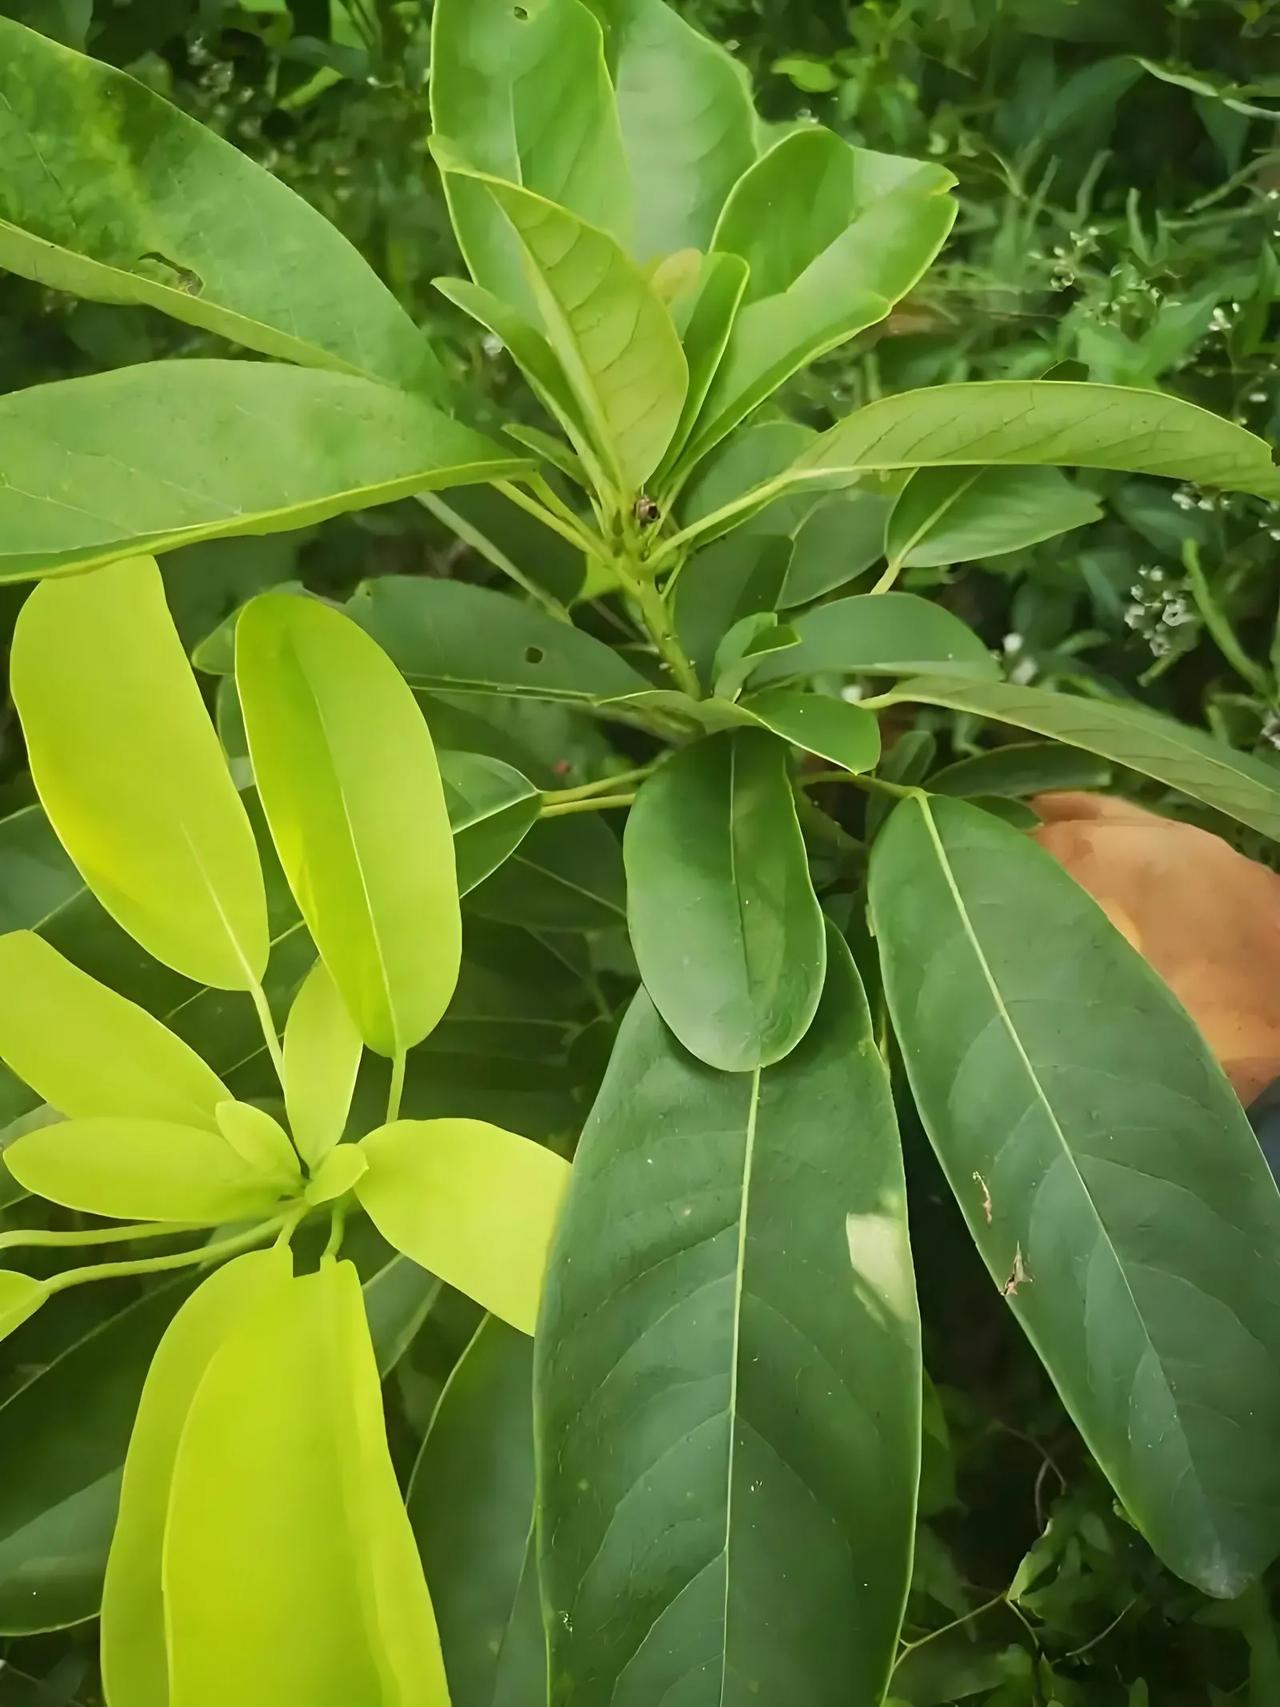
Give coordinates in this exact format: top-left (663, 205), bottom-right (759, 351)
top-left (283, 960), bottom-right (363, 1168)
top-left (0, 1270), bottom-right (48, 1346)
top-left (214, 1101), bottom-right (302, 1190)
top-left (439, 752), bottom-right (541, 896)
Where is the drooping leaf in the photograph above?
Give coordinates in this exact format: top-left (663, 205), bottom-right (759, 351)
top-left (101, 1248), bottom-right (290, 1707)
top-left (283, 959), bottom-right (363, 1168)
top-left (870, 795), bottom-right (1280, 1596)
top-left (883, 677), bottom-right (1280, 839)
top-left (0, 362), bottom-right (529, 583)
top-left (236, 595), bottom-right (461, 1058)
top-left (677, 131), bottom-right (957, 471)
top-left (885, 466), bottom-right (1102, 568)
top-left (430, 0), bottom-right (627, 308)
top-left (747, 592), bottom-right (996, 687)
top-left (0, 19), bottom-right (442, 394)
top-left (4, 1118), bottom-right (292, 1224)
top-left (349, 578), bottom-right (649, 704)
top-left (537, 930), bottom-right (920, 1705)
top-left (357, 1119), bottom-right (570, 1334)
top-left (214, 1100), bottom-right (302, 1190)
top-left (744, 690), bottom-right (881, 772)
top-left (929, 742), bottom-right (1113, 799)
top-left (12, 557), bottom-right (268, 989)
top-left (0, 1277), bottom-right (196, 1633)
top-left (0, 932), bottom-right (229, 1127)
top-left (466, 813), bottom-right (628, 933)
top-left (0, 1270), bottom-right (49, 1345)
top-left (439, 752), bottom-right (541, 895)
top-left (408, 1319), bottom-right (544, 1707)
top-left (624, 729), bottom-right (826, 1070)
top-left (162, 1259), bottom-right (450, 1705)
top-left (584, 0), bottom-right (757, 257)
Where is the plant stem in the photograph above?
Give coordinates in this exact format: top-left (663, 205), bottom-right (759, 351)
top-left (0, 1220), bottom-right (209, 1253)
top-left (541, 792), bottom-right (636, 817)
top-left (44, 1212), bottom-right (298, 1295)
top-left (799, 770), bottom-right (919, 800)
top-left (870, 557), bottom-right (905, 595)
top-left (542, 763), bottom-right (656, 804)
top-left (386, 1051), bottom-right (406, 1124)
top-left (625, 571), bottom-right (702, 698)
top-left (323, 1202), bottom-right (349, 1261)
top-left (249, 980), bottom-right (286, 1090)
top-left (418, 492), bottom-right (572, 622)
top-left (496, 479), bottom-right (607, 560)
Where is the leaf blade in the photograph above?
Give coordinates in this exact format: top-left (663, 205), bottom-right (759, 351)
top-left (747, 592), bottom-right (997, 687)
top-left (283, 960), bottom-right (364, 1167)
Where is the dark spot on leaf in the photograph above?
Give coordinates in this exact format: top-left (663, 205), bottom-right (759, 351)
top-left (513, 5), bottom-right (529, 17)
top-left (137, 252), bottom-right (204, 296)
top-left (525, 645), bottom-right (545, 665)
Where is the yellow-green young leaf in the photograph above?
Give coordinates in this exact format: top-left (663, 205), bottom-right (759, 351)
top-left (4, 1119), bottom-right (290, 1223)
top-left (357, 1121), bottom-right (570, 1334)
top-left (283, 961), bottom-right (363, 1167)
top-left (0, 1270), bottom-right (49, 1344)
top-left (0, 931), bottom-right (229, 1127)
top-left (0, 18), bottom-right (441, 394)
top-left (305, 1146), bottom-right (369, 1208)
top-left (236, 596), bottom-right (461, 1058)
top-left (214, 1102), bottom-right (302, 1191)
top-left (162, 1260), bottom-right (449, 1706)
top-left (11, 558), bottom-right (268, 990)
top-left (101, 1248), bottom-right (289, 1707)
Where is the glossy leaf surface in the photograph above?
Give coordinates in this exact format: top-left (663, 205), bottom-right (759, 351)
top-left (0, 362), bottom-right (527, 583)
top-left (624, 730), bottom-right (825, 1070)
top-left (12, 557), bottom-right (268, 989)
top-left (439, 752), bottom-right (541, 896)
top-left (0, 18), bottom-right (441, 393)
top-left (871, 795), bottom-right (1280, 1596)
top-left (237, 595), bottom-right (460, 1057)
top-left (0, 931), bottom-right (228, 1127)
top-left (214, 1100), bottom-right (302, 1190)
top-left (537, 931), bottom-right (920, 1705)
top-left (0, 1270), bottom-right (48, 1345)
top-left (748, 592), bottom-right (996, 686)
top-left (283, 960), bottom-right (363, 1167)
top-left (884, 677), bottom-right (1280, 839)
top-left (358, 1119), bottom-right (570, 1334)
top-left (744, 690), bottom-right (881, 771)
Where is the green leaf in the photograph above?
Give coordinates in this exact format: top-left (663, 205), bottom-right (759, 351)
top-left (305, 1145), bottom-right (369, 1207)
top-left (12, 557), bottom-right (268, 989)
top-left (870, 795), bottom-right (1280, 1596)
top-left (748, 592), bottom-right (997, 687)
top-left (408, 1318), bottom-right (543, 1707)
top-left (778, 491), bottom-right (894, 607)
top-left (214, 1100), bottom-right (302, 1190)
top-left (430, 0), bottom-right (627, 309)
top-left (236, 594), bottom-right (461, 1058)
top-left (537, 929), bottom-right (920, 1705)
top-left (357, 1119), bottom-right (570, 1334)
top-left (101, 1248), bottom-right (289, 1707)
top-left (679, 131), bottom-right (957, 469)
top-left (4, 1118), bottom-right (292, 1223)
top-left (466, 814), bottom-right (628, 933)
top-left (796, 381), bottom-right (1277, 497)
top-left (744, 690), bottom-right (882, 771)
top-left (0, 1269), bottom-right (49, 1345)
top-left (349, 578), bottom-right (649, 704)
top-left (882, 677), bottom-right (1280, 839)
top-left (162, 1259), bottom-right (449, 1704)
top-left (0, 932), bottom-right (229, 1128)
top-left (656, 252), bottom-right (750, 481)
top-left (283, 960), bottom-right (363, 1168)
top-left (674, 534), bottom-right (794, 687)
top-left (681, 417), bottom-right (821, 538)
top-left (584, 0), bottom-right (758, 257)
top-left (0, 1277), bottom-right (196, 1633)
top-left (0, 362), bottom-right (529, 583)
top-left (711, 610), bottom-right (797, 700)
top-left (929, 742), bottom-right (1113, 798)
top-left (624, 729), bottom-right (826, 1070)
top-left (0, 18), bottom-right (441, 394)
top-left (439, 753), bottom-right (541, 896)
top-left (885, 466), bottom-right (1103, 568)
top-left (444, 165), bottom-right (689, 494)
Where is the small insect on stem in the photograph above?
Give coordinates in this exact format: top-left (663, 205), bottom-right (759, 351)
top-left (633, 494), bottom-right (660, 527)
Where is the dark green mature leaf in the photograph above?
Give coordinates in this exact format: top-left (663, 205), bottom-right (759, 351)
top-left (871, 796), bottom-right (1280, 1596)
top-left (430, 0), bottom-right (627, 310)
top-left (744, 690), bottom-right (881, 771)
top-left (0, 18), bottom-right (441, 393)
top-left (883, 677), bottom-right (1280, 839)
top-left (439, 753), bottom-right (540, 896)
top-left (350, 579), bottom-right (648, 704)
top-left (778, 491), bottom-right (894, 607)
top-left (885, 466), bottom-right (1102, 568)
top-left (468, 814), bottom-right (627, 933)
top-left (584, 0), bottom-right (757, 258)
top-left (748, 593), bottom-right (997, 686)
top-left (677, 131), bottom-right (956, 471)
top-left (624, 730), bottom-right (825, 1070)
top-left (929, 742), bottom-right (1113, 799)
top-left (409, 1319), bottom-right (543, 1707)
top-left (674, 535), bottom-right (794, 687)
top-left (537, 930), bottom-right (920, 1706)
top-left (0, 362), bottom-right (529, 584)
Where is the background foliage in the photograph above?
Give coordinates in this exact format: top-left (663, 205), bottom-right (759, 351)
top-left (1, 1), bottom-right (1278, 1703)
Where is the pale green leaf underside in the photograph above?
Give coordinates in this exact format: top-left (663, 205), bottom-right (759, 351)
top-left (886, 465), bottom-right (1103, 568)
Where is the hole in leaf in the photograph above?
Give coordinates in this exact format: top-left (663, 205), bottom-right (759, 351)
top-left (513, 5), bottom-right (529, 17)
top-left (524, 645), bottom-right (545, 665)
